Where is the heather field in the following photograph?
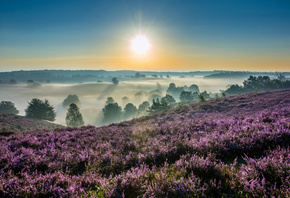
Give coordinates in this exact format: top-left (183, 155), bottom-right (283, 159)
top-left (0, 113), bottom-right (63, 133)
top-left (0, 89), bottom-right (290, 197)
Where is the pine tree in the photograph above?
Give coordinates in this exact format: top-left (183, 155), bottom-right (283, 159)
top-left (66, 103), bottom-right (84, 127)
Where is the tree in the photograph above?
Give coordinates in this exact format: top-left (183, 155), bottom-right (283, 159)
top-left (179, 91), bottom-right (198, 102)
top-left (63, 95), bottom-right (80, 107)
top-left (25, 98), bottom-right (56, 121)
top-left (106, 97), bottom-right (115, 104)
top-left (66, 103), bottom-right (84, 127)
top-left (0, 101), bottom-right (19, 114)
top-left (27, 80), bottom-right (41, 88)
top-left (122, 96), bottom-right (129, 106)
top-left (102, 102), bottom-right (122, 124)
top-left (148, 98), bottom-right (169, 114)
top-left (124, 103), bottom-right (138, 120)
top-left (161, 94), bottom-right (176, 105)
top-left (138, 101), bottom-right (150, 112)
top-left (112, 77), bottom-right (119, 85)
top-left (188, 84), bottom-right (200, 93)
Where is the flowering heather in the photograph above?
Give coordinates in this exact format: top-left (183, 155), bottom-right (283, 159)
top-left (0, 89), bottom-right (289, 197)
top-left (0, 113), bottom-right (63, 133)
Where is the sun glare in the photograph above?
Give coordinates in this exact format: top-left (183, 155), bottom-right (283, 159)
top-left (131, 35), bottom-right (150, 55)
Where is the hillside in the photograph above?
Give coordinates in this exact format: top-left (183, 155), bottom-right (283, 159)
top-left (0, 113), bottom-right (63, 133)
top-left (0, 89), bottom-right (289, 197)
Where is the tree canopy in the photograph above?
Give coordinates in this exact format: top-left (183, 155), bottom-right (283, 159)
top-left (0, 101), bottom-right (19, 115)
top-left (66, 103), bottom-right (84, 127)
top-left (25, 98), bottom-right (56, 121)
top-left (102, 102), bottom-right (122, 124)
top-left (124, 103), bottom-right (138, 120)
top-left (63, 95), bottom-right (80, 107)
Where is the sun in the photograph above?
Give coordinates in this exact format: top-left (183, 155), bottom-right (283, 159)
top-left (131, 35), bottom-right (150, 55)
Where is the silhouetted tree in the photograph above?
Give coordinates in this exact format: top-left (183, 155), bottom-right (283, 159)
top-left (275, 72), bottom-right (286, 81)
top-left (161, 94), bottom-right (176, 105)
top-left (102, 102), bottom-right (122, 124)
top-left (124, 103), bottom-right (138, 119)
top-left (188, 84), bottom-right (200, 93)
top-left (106, 97), bottom-right (115, 104)
top-left (166, 83), bottom-right (186, 99)
top-left (63, 95), bottom-right (80, 107)
top-left (66, 103), bottom-right (84, 127)
top-left (27, 80), bottom-right (41, 88)
top-left (200, 91), bottom-right (210, 99)
top-left (148, 98), bottom-right (169, 114)
top-left (0, 101), bottom-right (19, 114)
top-left (112, 77), bottom-right (119, 85)
top-left (179, 91), bottom-right (198, 102)
top-left (25, 98), bottom-right (56, 121)
top-left (138, 101), bottom-right (150, 112)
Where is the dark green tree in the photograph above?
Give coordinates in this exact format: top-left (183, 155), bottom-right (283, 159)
top-left (124, 103), bottom-right (138, 120)
top-left (0, 101), bottom-right (19, 114)
top-left (179, 91), bottom-right (198, 102)
top-left (112, 77), bottom-right (119, 85)
top-left (161, 94), bottom-right (176, 105)
top-left (102, 102), bottom-right (122, 124)
top-left (188, 84), bottom-right (200, 93)
top-left (63, 95), bottom-right (80, 107)
top-left (138, 101), bottom-right (150, 112)
top-left (25, 98), bottom-right (56, 121)
top-left (66, 103), bottom-right (84, 127)
top-left (148, 98), bottom-right (169, 114)
top-left (106, 97), bottom-right (115, 104)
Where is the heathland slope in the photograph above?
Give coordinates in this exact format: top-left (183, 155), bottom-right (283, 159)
top-left (0, 89), bottom-right (289, 197)
top-left (0, 113), bottom-right (63, 133)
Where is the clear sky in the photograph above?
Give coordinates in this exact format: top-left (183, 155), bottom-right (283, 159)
top-left (1, 0), bottom-right (290, 71)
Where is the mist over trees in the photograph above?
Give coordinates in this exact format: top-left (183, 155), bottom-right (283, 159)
top-left (148, 98), bottom-right (170, 114)
top-left (112, 77), bottom-right (119, 85)
top-left (161, 94), bottom-right (176, 105)
top-left (25, 98), bottom-right (56, 121)
top-left (65, 103), bottom-right (84, 127)
top-left (167, 83), bottom-right (200, 101)
top-left (226, 76), bottom-right (290, 95)
top-left (63, 95), bottom-right (80, 107)
top-left (179, 91), bottom-right (199, 102)
top-left (102, 102), bottom-right (122, 124)
top-left (124, 103), bottom-right (138, 120)
top-left (106, 97), bottom-right (115, 104)
top-left (0, 101), bottom-right (19, 115)
top-left (138, 101), bottom-right (150, 112)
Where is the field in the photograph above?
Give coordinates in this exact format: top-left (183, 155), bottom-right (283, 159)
top-left (0, 89), bottom-right (289, 197)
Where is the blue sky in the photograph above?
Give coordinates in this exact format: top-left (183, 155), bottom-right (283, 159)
top-left (1, 0), bottom-right (290, 71)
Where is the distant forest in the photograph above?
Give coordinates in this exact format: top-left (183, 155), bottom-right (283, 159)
top-left (0, 70), bottom-right (288, 83)
top-left (204, 71), bottom-right (290, 79)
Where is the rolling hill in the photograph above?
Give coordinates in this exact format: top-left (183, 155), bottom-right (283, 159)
top-left (0, 113), bottom-right (63, 134)
top-left (0, 89), bottom-right (289, 197)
